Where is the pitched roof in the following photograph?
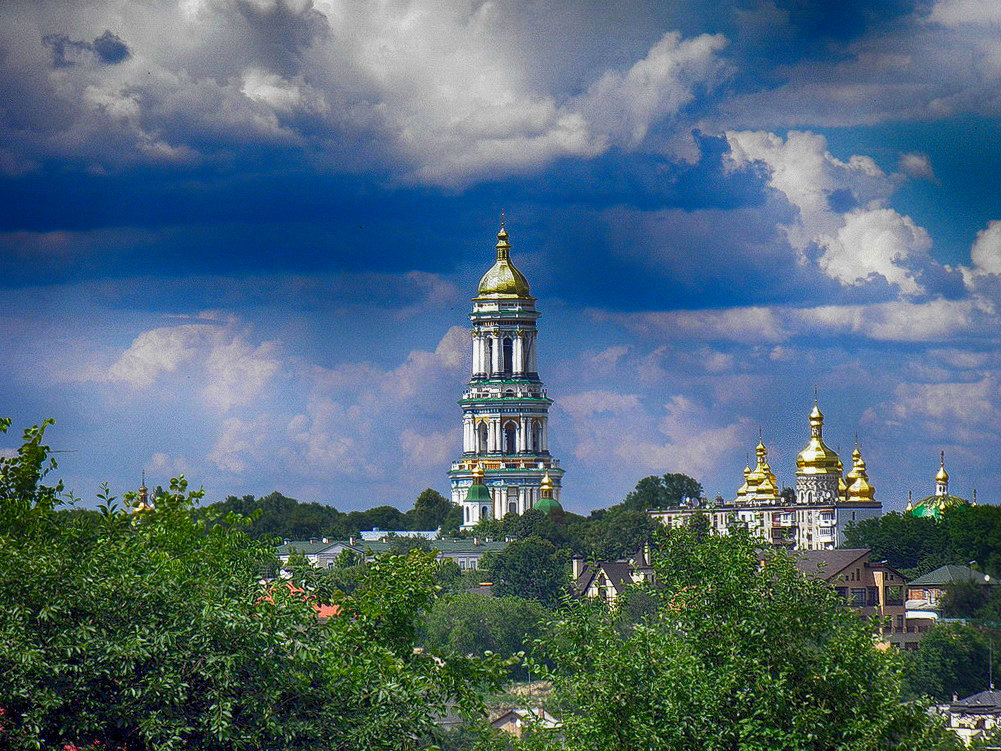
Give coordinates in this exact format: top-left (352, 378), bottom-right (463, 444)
top-left (573, 561), bottom-right (636, 596)
top-left (276, 541), bottom-right (338, 556)
top-left (951, 690), bottom-right (1001, 712)
top-left (793, 549), bottom-right (870, 580)
top-left (909, 564), bottom-right (992, 587)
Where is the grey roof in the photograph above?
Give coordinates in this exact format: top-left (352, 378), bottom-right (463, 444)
top-left (276, 541), bottom-right (339, 556)
top-left (909, 564), bottom-right (992, 588)
top-left (573, 561), bottom-right (635, 596)
top-left (952, 690), bottom-right (1001, 712)
top-left (793, 549), bottom-right (870, 580)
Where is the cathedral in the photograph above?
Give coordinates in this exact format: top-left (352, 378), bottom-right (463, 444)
top-left (906, 453), bottom-right (973, 519)
top-left (448, 224), bottom-right (564, 528)
top-left (651, 402), bottom-right (882, 550)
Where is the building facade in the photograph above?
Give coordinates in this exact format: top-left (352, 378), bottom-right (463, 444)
top-left (448, 225), bottom-right (564, 528)
top-left (649, 403), bottom-right (882, 550)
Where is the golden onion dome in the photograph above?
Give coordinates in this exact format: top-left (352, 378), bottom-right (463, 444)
top-left (477, 226), bottom-right (532, 298)
top-left (796, 402), bottom-right (841, 475)
top-left (846, 449), bottom-right (875, 502)
top-left (471, 463), bottom-right (485, 482)
top-left (540, 471), bottom-right (554, 497)
top-left (935, 452), bottom-right (949, 483)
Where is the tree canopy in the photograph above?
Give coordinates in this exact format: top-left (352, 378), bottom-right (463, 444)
top-left (0, 419), bottom-right (505, 751)
top-left (619, 473), bottom-right (703, 511)
top-left (482, 536), bottom-right (569, 607)
top-left (520, 525), bottom-right (959, 751)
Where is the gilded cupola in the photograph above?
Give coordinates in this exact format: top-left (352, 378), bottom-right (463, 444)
top-left (477, 226), bottom-right (532, 298)
top-left (846, 446), bottom-right (875, 502)
top-left (795, 402), bottom-right (841, 476)
top-left (747, 439), bottom-right (780, 502)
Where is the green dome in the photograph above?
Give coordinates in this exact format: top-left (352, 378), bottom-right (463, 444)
top-left (533, 496), bottom-right (563, 515)
top-left (465, 482), bottom-right (492, 504)
top-left (909, 494), bottom-right (969, 520)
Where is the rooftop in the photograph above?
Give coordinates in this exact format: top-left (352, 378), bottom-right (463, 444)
top-left (909, 564), bottom-right (992, 588)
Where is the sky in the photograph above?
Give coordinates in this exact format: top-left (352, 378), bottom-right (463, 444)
top-left (2, 0), bottom-right (1001, 514)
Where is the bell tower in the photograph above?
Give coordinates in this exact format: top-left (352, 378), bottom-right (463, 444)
top-left (448, 223), bottom-right (564, 527)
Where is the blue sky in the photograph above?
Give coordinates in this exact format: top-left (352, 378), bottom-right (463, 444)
top-left (2, 0), bottom-right (1001, 514)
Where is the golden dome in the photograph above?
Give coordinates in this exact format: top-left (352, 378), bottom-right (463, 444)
top-left (746, 439), bottom-right (779, 501)
top-left (471, 463), bottom-right (485, 482)
top-left (796, 402), bottom-right (841, 475)
top-left (935, 452), bottom-right (949, 483)
top-left (540, 471), bottom-right (554, 497)
top-left (477, 226), bottom-right (532, 298)
top-left (846, 447), bottom-right (875, 502)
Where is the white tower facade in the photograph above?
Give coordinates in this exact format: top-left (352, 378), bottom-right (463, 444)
top-left (449, 225), bottom-right (564, 527)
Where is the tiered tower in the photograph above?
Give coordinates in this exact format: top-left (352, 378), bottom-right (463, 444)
top-left (449, 224), bottom-right (563, 528)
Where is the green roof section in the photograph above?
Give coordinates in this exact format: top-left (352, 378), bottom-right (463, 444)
top-left (277, 538), bottom-right (509, 556)
top-left (909, 494), bottom-right (971, 519)
top-left (465, 482), bottom-right (492, 503)
top-left (533, 496), bottom-right (563, 515)
top-left (908, 564), bottom-right (992, 587)
top-left (276, 541), bottom-right (337, 556)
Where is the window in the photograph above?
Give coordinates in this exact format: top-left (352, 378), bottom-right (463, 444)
top-left (502, 337), bottom-right (513, 375)
top-left (469, 558), bottom-right (477, 569)
top-left (458, 559), bottom-right (466, 569)
top-left (477, 422), bottom-right (488, 453)
top-left (835, 587), bottom-right (847, 599)
top-left (481, 505), bottom-right (489, 520)
top-left (867, 587), bottom-right (879, 606)
top-left (850, 588), bottom-right (866, 607)
top-left (531, 420), bottom-right (541, 451)
top-left (504, 423), bottom-right (517, 454)
top-left (485, 338), bottom-right (493, 374)
top-left (885, 585), bottom-right (903, 606)
top-left (508, 501), bottom-right (517, 515)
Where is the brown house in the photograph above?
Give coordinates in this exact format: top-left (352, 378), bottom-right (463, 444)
top-left (794, 548), bottom-right (924, 649)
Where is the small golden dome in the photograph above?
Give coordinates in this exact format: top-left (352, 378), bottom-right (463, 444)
top-left (472, 463), bottom-right (485, 481)
top-left (540, 471), bottom-right (554, 497)
top-left (935, 452), bottom-right (949, 483)
top-left (846, 446), bottom-right (876, 502)
top-left (477, 226), bottom-right (532, 298)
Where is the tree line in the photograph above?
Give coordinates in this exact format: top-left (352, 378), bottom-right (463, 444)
top-left (0, 419), bottom-right (963, 749)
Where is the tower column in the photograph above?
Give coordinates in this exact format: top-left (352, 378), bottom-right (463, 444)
top-left (514, 336), bottom-right (524, 375)
top-left (474, 335), bottom-right (485, 376)
top-left (491, 333), bottom-right (501, 375)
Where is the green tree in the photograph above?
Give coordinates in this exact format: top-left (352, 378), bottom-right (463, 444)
top-left (620, 473), bottom-right (702, 511)
top-left (524, 526), bottom-right (958, 750)
top-left (570, 508), bottom-right (660, 560)
top-left (422, 593), bottom-right (548, 677)
top-left (482, 536), bottom-right (569, 607)
top-left (903, 623), bottom-right (1001, 702)
top-left (0, 419), bottom-right (505, 751)
top-left (408, 487), bottom-right (453, 530)
top-left (843, 511), bottom-right (949, 575)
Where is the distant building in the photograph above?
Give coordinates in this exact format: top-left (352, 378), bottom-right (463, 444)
top-left (794, 548), bottom-right (922, 649)
top-left (905, 564), bottom-right (993, 624)
top-left (649, 403), bottom-right (882, 550)
top-left (490, 707), bottom-right (560, 738)
top-left (907, 452), bottom-right (973, 519)
top-left (358, 528), bottom-right (439, 541)
top-left (571, 548), bottom-right (654, 604)
top-left (276, 537), bottom-right (508, 571)
top-left (942, 690), bottom-right (1001, 746)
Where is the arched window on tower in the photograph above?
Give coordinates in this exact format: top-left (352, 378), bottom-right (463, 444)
top-left (531, 420), bottom-right (541, 452)
top-left (507, 487), bottom-right (518, 516)
top-left (523, 337), bottom-right (532, 373)
top-left (485, 337), bottom-right (493, 375)
top-left (503, 422), bottom-right (517, 454)
top-left (481, 505), bottom-right (489, 520)
top-left (502, 337), bottom-right (513, 375)
top-left (477, 422), bottom-right (488, 454)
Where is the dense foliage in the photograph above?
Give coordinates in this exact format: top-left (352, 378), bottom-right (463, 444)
top-left (518, 524), bottom-right (959, 751)
top-left (205, 487), bottom-right (457, 542)
top-left (0, 419), bottom-right (505, 751)
top-left (903, 623), bottom-right (1001, 702)
top-left (844, 506), bottom-right (1001, 577)
top-left (619, 473), bottom-right (704, 511)
top-left (482, 536), bottom-right (570, 607)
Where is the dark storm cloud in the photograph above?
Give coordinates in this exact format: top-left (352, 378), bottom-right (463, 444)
top-left (42, 30), bottom-right (130, 67)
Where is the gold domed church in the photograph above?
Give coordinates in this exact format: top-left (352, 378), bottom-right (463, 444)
top-left (651, 401), bottom-right (882, 550)
top-left (449, 224), bottom-right (564, 527)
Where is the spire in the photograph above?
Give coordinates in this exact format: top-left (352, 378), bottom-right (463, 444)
top-left (935, 451), bottom-right (949, 496)
top-left (478, 222), bottom-right (530, 297)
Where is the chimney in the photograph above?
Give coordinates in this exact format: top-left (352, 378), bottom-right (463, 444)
top-left (572, 555), bottom-right (584, 580)
top-left (349, 536), bottom-right (356, 547)
top-left (310, 538), bottom-right (318, 544)
top-left (473, 536), bottom-right (480, 546)
top-left (322, 537), bottom-right (329, 544)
